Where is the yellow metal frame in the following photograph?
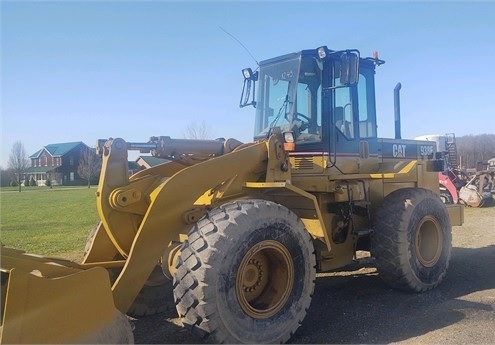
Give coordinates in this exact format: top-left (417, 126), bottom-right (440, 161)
top-left (0, 132), bottom-right (464, 343)
top-left (1, 248), bottom-right (119, 343)
top-left (93, 135), bottom-right (291, 312)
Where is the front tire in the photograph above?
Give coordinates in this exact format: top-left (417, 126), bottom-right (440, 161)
top-left (372, 188), bottom-right (452, 292)
top-left (173, 199), bottom-right (316, 343)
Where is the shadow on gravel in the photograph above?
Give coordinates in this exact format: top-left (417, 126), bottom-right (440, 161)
top-left (132, 244), bottom-right (495, 344)
top-left (290, 244), bottom-right (495, 344)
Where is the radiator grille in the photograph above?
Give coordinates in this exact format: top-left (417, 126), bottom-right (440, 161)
top-left (294, 157), bottom-right (314, 170)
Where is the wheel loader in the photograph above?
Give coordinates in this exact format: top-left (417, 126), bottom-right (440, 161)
top-left (1, 46), bottom-right (464, 344)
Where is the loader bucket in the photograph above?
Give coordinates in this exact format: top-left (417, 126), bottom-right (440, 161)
top-left (0, 248), bottom-right (133, 344)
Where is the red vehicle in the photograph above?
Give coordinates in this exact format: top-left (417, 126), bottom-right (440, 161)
top-left (438, 167), bottom-right (466, 204)
top-left (415, 134), bottom-right (460, 204)
top-left (439, 172), bottom-right (458, 204)
top-left (417, 134), bottom-right (493, 207)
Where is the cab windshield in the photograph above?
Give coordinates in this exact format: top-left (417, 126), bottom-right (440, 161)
top-left (254, 55), bottom-right (322, 143)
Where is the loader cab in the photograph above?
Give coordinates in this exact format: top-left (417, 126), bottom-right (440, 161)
top-left (242, 46), bottom-right (382, 156)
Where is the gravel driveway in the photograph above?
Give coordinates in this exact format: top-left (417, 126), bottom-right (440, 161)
top-left (133, 205), bottom-right (495, 344)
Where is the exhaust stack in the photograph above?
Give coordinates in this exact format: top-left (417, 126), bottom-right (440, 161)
top-left (394, 82), bottom-right (402, 139)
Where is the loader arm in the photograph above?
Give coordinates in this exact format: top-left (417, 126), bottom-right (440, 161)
top-left (93, 134), bottom-right (290, 313)
top-left (0, 133), bottom-right (290, 343)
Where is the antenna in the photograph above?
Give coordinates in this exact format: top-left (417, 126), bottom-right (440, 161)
top-left (219, 26), bottom-right (259, 66)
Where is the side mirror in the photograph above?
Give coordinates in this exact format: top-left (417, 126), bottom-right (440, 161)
top-left (339, 51), bottom-right (360, 86)
top-left (239, 68), bottom-right (258, 108)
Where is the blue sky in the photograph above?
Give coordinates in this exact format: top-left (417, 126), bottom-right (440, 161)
top-left (1, 0), bottom-right (494, 168)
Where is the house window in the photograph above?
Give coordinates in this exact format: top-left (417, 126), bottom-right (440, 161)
top-left (70, 172), bottom-right (74, 181)
top-left (69, 156), bottom-right (74, 166)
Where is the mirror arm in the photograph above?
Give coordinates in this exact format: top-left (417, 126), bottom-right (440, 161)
top-left (239, 75), bottom-right (257, 108)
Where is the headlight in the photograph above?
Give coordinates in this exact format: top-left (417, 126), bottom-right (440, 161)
top-left (242, 68), bottom-right (253, 79)
top-left (284, 131), bottom-right (295, 143)
top-left (317, 46), bottom-right (327, 60)
top-left (283, 131), bottom-right (295, 151)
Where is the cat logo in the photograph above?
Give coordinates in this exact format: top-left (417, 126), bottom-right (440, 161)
top-left (393, 144), bottom-right (406, 158)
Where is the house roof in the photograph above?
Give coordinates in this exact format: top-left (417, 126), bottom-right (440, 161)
top-left (136, 156), bottom-right (170, 168)
top-left (30, 142), bottom-right (87, 159)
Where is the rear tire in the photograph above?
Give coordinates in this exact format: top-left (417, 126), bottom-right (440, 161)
top-left (372, 188), bottom-right (452, 292)
top-left (174, 199), bottom-right (316, 343)
top-left (126, 266), bottom-right (174, 317)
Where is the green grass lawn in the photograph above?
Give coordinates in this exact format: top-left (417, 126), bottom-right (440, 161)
top-left (0, 186), bottom-right (99, 260)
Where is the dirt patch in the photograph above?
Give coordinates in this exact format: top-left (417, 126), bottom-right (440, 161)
top-left (132, 205), bottom-right (495, 344)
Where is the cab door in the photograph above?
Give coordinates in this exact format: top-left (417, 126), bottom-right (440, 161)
top-left (329, 61), bottom-right (379, 174)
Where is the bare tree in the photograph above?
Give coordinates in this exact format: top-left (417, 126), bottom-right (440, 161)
top-left (457, 134), bottom-right (495, 169)
top-left (77, 148), bottom-right (102, 188)
top-left (8, 141), bottom-right (30, 192)
top-left (183, 120), bottom-right (212, 139)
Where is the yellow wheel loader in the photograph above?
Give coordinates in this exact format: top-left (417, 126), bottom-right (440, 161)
top-left (1, 46), bottom-right (464, 344)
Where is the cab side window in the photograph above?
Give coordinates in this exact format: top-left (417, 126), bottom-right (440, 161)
top-left (357, 71), bottom-right (377, 139)
top-left (334, 87), bottom-right (354, 139)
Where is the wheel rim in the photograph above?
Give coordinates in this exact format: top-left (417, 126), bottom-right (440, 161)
top-left (415, 216), bottom-right (443, 267)
top-left (236, 240), bottom-right (294, 319)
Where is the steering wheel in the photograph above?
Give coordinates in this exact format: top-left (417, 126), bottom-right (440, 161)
top-left (293, 112), bottom-right (311, 132)
top-left (294, 112), bottom-right (310, 123)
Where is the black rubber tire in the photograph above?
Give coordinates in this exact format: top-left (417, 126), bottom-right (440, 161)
top-left (173, 199), bottom-right (316, 343)
top-left (439, 186), bottom-right (453, 204)
top-left (480, 191), bottom-right (493, 207)
top-left (371, 188), bottom-right (452, 292)
top-left (126, 267), bottom-right (174, 317)
top-left (108, 262), bottom-right (174, 317)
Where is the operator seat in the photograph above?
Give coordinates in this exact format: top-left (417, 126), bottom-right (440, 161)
top-left (335, 107), bottom-right (352, 138)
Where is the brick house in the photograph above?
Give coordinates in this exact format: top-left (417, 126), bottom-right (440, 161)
top-left (25, 142), bottom-right (90, 186)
